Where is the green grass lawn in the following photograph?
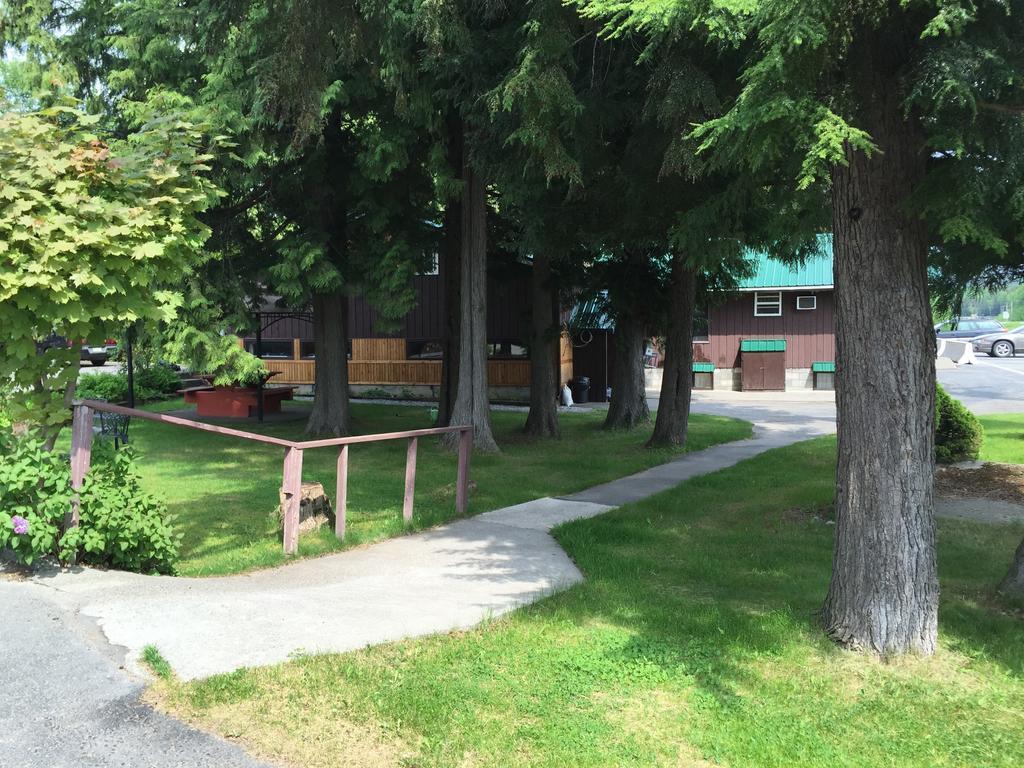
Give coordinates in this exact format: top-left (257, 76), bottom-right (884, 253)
top-left (153, 437), bottom-right (1024, 768)
top-left (979, 413), bottom-right (1024, 464)
top-left (114, 400), bottom-right (750, 576)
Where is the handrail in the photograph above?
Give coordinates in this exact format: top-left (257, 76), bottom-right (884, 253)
top-left (74, 399), bottom-right (471, 449)
top-left (69, 399), bottom-right (474, 554)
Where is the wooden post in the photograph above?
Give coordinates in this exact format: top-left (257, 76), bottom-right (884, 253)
top-left (403, 436), bottom-right (418, 524)
top-left (456, 427), bottom-right (472, 515)
top-left (68, 403), bottom-right (94, 530)
top-left (335, 444), bottom-right (348, 540)
top-left (292, 337), bottom-right (302, 360)
top-left (281, 446), bottom-right (304, 555)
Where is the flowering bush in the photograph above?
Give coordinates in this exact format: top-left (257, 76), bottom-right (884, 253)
top-left (0, 435), bottom-right (70, 565)
top-left (60, 446), bottom-right (180, 573)
top-left (0, 434), bottom-right (179, 573)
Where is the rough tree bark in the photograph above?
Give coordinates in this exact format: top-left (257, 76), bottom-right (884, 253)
top-left (648, 257), bottom-right (696, 447)
top-left (821, 42), bottom-right (938, 655)
top-left (438, 113), bottom-right (464, 427)
top-left (998, 537), bottom-right (1024, 600)
top-left (603, 313), bottom-right (650, 430)
top-left (306, 290), bottom-right (351, 436)
top-left (524, 252), bottom-right (560, 438)
top-left (441, 160), bottom-right (499, 453)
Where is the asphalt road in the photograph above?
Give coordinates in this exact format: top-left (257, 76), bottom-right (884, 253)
top-left (0, 581), bottom-right (268, 768)
top-left (937, 354), bottom-right (1024, 414)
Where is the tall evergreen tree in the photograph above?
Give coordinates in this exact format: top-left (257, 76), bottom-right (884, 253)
top-left (580, 0), bottom-right (1024, 654)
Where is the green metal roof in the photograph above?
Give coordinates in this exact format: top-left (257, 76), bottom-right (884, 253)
top-left (737, 235), bottom-right (833, 290)
top-left (692, 362), bottom-right (715, 373)
top-left (812, 361), bottom-right (836, 373)
top-left (740, 339), bottom-right (786, 352)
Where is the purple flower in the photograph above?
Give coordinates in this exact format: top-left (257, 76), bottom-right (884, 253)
top-left (11, 516), bottom-right (29, 536)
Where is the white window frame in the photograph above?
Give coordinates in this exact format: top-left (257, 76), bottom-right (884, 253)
top-left (753, 291), bottom-right (782, 317)
top-left (796, 295), bottom-right (817, 311)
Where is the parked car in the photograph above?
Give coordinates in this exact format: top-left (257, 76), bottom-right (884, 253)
top-left (973, 326), bottom-right (1024, 358)
top-left (935, 319), bottom-right (1007, 339)
top-left (79, 336), bottom-right (119, 366)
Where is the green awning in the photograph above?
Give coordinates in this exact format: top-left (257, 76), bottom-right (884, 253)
top-left (812, 361), bottom-right (836, 373)
top-left (740, 339), bottom-right (786, 353)
top-left (692, 362), bottom-right (715, 373)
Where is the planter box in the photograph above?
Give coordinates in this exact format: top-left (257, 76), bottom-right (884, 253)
top-left (183, 386), bottom-right (295, 418)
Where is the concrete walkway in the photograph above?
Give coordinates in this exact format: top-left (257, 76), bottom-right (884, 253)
top-left (11, 407), bottom-right (834, 683)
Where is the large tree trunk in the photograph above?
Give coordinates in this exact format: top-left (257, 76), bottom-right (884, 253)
top-left (998, 536), bottom-right (1024, 600)
top-left (442, 161), bottom-right (499, 453)
top-left (648, 257), bottom-right (696, 447)
top-left (524, 252), bottom-right (560, 438)
top-left (438, 113), bottom-right (463, 427)
top-left (604, 314), bottom-right (650, 430)
top-left (821, 50), bottom-right (938, 655)
top-left (306, 290), bottom-right (350, 436)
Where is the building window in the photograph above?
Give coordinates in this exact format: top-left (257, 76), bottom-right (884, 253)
top-left (407, 340), bottom-right (443, 359)
top-left (796, 295), bottom-right (816, 311)
top-left (417, 252), bottom-right (440, 276)
top-left (245, 339), bottom-right (294, 359)
top-left (693, 305), bottom-right (709, 342)
top-left (487, 340), bottom-right (528, 359)
top-left (754, 292), bottom-right (782, 317)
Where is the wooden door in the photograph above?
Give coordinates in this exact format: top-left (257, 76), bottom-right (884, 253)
top-left (742, 351), bottom-right (786, 391)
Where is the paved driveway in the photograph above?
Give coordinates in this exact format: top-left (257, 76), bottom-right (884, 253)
top-left (937, 356), bottom-right (1024, 414)
top-left (0, 582), bottom-right (268, 768)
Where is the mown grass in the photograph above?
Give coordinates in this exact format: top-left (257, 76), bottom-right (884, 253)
top-left (979, 413), bottom-right (1024, 464)
top-left (110, 400), bottom-right (750, 576)
top-left (156, 437), bottom-right (1024, 768)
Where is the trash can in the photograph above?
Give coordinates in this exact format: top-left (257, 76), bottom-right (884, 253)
top-left (570, 376), bottom-right (591, 404)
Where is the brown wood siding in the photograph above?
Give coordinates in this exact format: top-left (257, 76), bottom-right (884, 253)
top-left (708, 290), bottom-right (835, 369)
top-left (559, 331), bottom-right (574, 387)
top-left (349, 271), bottom-right (530, 341)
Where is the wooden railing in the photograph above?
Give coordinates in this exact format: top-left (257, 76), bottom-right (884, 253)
top-left (69, 400), bottom-right (473, 555)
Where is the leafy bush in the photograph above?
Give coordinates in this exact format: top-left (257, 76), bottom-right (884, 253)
top-left (135, 363), bottom-right (182, 397)
top-left (61, 445), bottom-right (180, 573)
top-left (935, 384), bottom-right (983, 464)
top-left (0, 435), bottom-right (179, 573)
top-left (0, 435), bottom-right (69, 565)
top-left (75, 364), bottom-right (181, 404)
top-left (76, 372), bottom-right (129, 403)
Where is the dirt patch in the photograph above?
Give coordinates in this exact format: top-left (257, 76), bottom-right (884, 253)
top-left (935, 462), bottom-right (1024, 505)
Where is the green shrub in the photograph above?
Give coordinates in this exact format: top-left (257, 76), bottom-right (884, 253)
top-left (135, 363), bottom-right (182, 397)
top-left (0, 435), bottom-right (179, 573)
top-left (75, 364), bottom-right (181, 404)
top-left (76, 372), bottom-right (129, 403)
top-left (0, 435), bottom-right (69, 565)
top-left (935, 383), bottom-right (983, 464)
top-left (61, 445), bottom-right (180, 573)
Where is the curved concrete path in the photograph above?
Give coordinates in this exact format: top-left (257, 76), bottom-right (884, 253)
top-left (11, 406), bottom-right (835, 682)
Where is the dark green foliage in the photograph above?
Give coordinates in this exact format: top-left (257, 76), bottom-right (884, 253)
top-left (935, 384), bottom-right (983, 464)
top-left (0, 434), bottom-right (179, 573)
top-left (76, 365), bottom-right (181, 404)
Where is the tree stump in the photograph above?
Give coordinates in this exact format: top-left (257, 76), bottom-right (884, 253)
top-left (278, 481), bottom-right (334, 536)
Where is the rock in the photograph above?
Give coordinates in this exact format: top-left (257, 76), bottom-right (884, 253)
top-left (278, 481), bottom-right (334, 535)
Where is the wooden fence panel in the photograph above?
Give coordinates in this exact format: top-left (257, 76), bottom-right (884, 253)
top-left (352, 338), bottom-right (406, 361)
top-left (488, 360), bottom-right (531, 387)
